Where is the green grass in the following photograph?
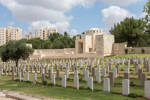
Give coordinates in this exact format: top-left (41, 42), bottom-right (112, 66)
top-left (110, 54), bottom-right (150, 58)
top-left (0, 54), bottom-right (150, 100)
top-left (0, 74), bottom-right (148, 100)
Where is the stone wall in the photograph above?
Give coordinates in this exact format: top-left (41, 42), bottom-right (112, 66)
top-left (112, 45), bottom-right (150, 55)
top-left (112, 42), bottom-right (127, 55)
top-left (64, 48), bottom-right (76, 54)
top-left (126, 47), bottom-right (150, 54)
top-left (32, 48), bottom-right (75, 59)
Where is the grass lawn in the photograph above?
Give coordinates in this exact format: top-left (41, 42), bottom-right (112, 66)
top-left (0, 74), bottom-right (148, 100)
top-left (110, 54), bottom-right (150, 58)
top-left (0, 54), bottom-right (149, 100)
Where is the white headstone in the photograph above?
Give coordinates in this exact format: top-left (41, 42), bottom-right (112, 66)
top-left (83, 67), bottom-right (87, 80)
top-left (96, 70), bottom-right (101, 83)
top-left (106, 65), bottom-right (109, 73)
top-left (113, 68), bottom-right (118, 78)
top-left (103, 78), bottom-right (110, 93)
top-left (41, 68), bottom-right (45, 74)
top-left (144, 81), bottom-right (150, 99)
top-left (62, 75), bottom-right (66, 88)
top-left (97, 65), bottom-right (100, 72)
top-left (74, 71), bottom-right (79, 90)
top-left (33, 72), bottom-right (37, 84)
top-left (18, 71), bottom-right (22, 81)
top-left (25, 71), bottom-right (29, 81)
top-left (103, 68), bottom-right (106, 77)
top-left (50, 66), bottom-right (53, 79)
top-left (88, 77), bottom-right (93, 91)
top-left (125, 67), bottom-right (130, 73)
top-left (65, 69), bottom-right (70, 79)
top-left (85, 71), bottom-right (89, 82)
top-left (122, 79), bottom-right (130, 95)
top-left (51, 74), bottom-right (56, 86)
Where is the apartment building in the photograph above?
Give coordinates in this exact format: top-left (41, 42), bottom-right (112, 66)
top-left (0, 28), bottom-right (7, 46)
top-left (35, 26), bottom-right (57, 40)
top-left (0, 26), bottom-right (22, 46)
top-left (7, 26), bottom-right (22, 42)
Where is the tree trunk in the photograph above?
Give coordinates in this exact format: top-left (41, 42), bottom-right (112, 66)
top-left (16, 60), bottom-right (18, 68)
top-left (16, 60), bottom-right (19, 76)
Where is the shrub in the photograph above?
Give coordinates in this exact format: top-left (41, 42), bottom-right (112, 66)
top-left (130, 81), bottom-right (136, 87)
top-left (42, 81), bottom-right (47, 85)
top-left (128, 93), bottom-right (138, 98)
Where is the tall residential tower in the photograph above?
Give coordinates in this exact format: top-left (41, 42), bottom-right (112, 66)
top-left (0, 26), bottom-right (22, 46)
top-left (35, 26), bottom-right (57, 40)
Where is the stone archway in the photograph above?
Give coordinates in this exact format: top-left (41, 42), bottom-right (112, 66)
top-left (78, 42), bottom-right (83, 53)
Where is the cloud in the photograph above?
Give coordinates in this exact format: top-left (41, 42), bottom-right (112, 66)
top-left (7, 21), bottom-right (15, 26)
top-left (139, 12), bottom-right (146, 19)
top-left (69, 29), bottom-right (78, 36)
top-left (102, 6), bottom-right (136, 32)
top-left (29, 20), bottom-right (56, 31)
top-left (101, 0), bottom-right (141, 6)
top-left (0, 0), bottom-right (72, 24)
top-left (0, 0), bottom-right (95, 34)
top-left (0, 0), bottom-right (141, 35)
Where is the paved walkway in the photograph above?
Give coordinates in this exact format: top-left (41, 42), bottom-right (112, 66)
top-left (0, 90), bottom-right (62, 100)
top-left (0, 92), bottom-right (15, 100)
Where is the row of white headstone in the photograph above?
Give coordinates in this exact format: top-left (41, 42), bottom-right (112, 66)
top-left (15, 70), bottom-right (150, 99)
top-left (0, 59), bottom-right (150, 99)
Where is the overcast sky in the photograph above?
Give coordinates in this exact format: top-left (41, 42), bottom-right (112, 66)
top-left (0, 0), bottom-right (147, 36)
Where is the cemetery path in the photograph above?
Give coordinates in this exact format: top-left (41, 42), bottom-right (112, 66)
top-left (0, 90), bottom-right (62, 100)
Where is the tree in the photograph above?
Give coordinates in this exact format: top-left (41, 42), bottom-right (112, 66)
top-left (24, 32), bottom-right (75, 49)
top-left (110, 17), bottom-right (147, 47)
top-left (0, 40), bottom-right (34, 67)
top-left (64, 31), bottom-right (69, 37)
top-left (144, 0), bottom-right (150, 33)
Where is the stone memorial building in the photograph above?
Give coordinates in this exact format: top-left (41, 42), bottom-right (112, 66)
top-left (31, 28), bottom-right (127, 59)
top-left (75, 28), bottom-right (115, 56)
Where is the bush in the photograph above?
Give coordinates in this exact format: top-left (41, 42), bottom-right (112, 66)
top-left (130, 68), bottom-right (134, 71)
top-left (130, 81), bottom-right (136, 87)
top-left (128, 93), bottom-right (138, 98)
top-left (42, 81), bottom-right (47, 85)
top-left (25, 81), bottom-right (31, 83)
top-left (120, 68), bottom-right (124, 71)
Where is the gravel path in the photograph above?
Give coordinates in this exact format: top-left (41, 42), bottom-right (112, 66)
top-left (0, 90), bottom-right (63, 100)
top-left (0, 92), bottom-right (15, 100)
